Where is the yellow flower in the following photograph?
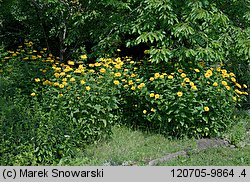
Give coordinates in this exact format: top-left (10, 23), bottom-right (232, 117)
top-left (181, 73), bottom-right (186, 78)
top-left (59, 94), bottom-right (63, 97)
top-left (235, 89), bottom-right (242, 94)
top-left (60, 72), bottom-right (66, 76)
top-left (233, 96), bottom-right (237, 101)
top-left (221, 69), bottom-right (227, 75)
top-left (68, 60), bottom-right (74, 66)
top-left (143, 110), bottom-right (147, 114)
top-left (70, 78), bottom-right (75, 82)
top-left (74, 69), bottom-right (82, 74)
top-left (138, 83), bottom-right (145, 89)
top-left (43, 80), bottom-right (51, 85)
top-left (62, 78), bottom-right (67, 82)
top-left (54, 82), bottom-right (59, 87)
top-left (86, 86), bottom-right (91, 91)
top-left (178, 69), bottom-right (183, 73)
top-left (35, 78), bottom-right (40, 82)
top-left (80, 55), bottom-right (87, 59)
top-left (205, 70), bottom-right (212, 78)
top-left (114, 72), bottom-right (122, 77)
top-left (114, 80), bottom-right (120, 85)
top-left (155, 94), bottom-right (160, 99)
top-left (243, 84), bottom-right (248, 88)
top-left (168, 75), bottom-right (173, 79)
top-left (54, 73), bottom-right (60, 78)
top-left (191, 86), bottom-right (198, 91)
top-left (189, 82), bottom-right (195, 87)
top-left (55, 67), bottom-right (61, 72)
top-left (225, 86), bottom-right (231, 90)
top-left (100, 68), bottom-right (106, 73)
top-left (151, 108), bottom-right (155, 112)
top-left (131, 73), bottom-right (136, 77)
top-left (62, 81), bottom-right (67, 86)
top-left (184, 78), bottom-right (190, 82)
top-left (89, 64), bottom-right (95, 68)
top-left (204, 106), bottom-right (209, 112)
top-left (222, 73), bottom-right (229, 78)
top-left (213, 82), bottom-right (218, 87)
top-left (243, 92), bottom-right (249, 95)
top-left (229, 72), bottom-right (235, 77)
top-left (149, 77), bottom-right (154, 81)
top-left (154, 73), bottom-right (160, 78)
top-left (66, 75), bottom-right (71, 78)
top-left (31, 93), bottom-right (36, 97)
top-left (160, 75), bottom-right (164, 79)
top-left (235, 83), bottom-right (242, 89)
top-left (131, 86), bottom-right (136, 90)
top-left (80, 80), bottom-right (85, 85)
top-left (177, 92), bottom-right (183, 97)
top-left (136, 79), bottom-right (141, 82)
top-left (221, 81), bottom-right (227, 86)
top-left (150, 93), bottom-right (155, 98)
top-left (59, 84), bottom-right (64, 88)
top-left (231, 77), bottom-right (236, 82)
top-left (181, 82), bottom-right (186, 86)
top-left (194, 69), bottom-right (200, 73)
top-left (117, 49), bottom-right (121, 52)
top-left (95, 62), bottom-right (101, 67)
top-left (128, 80), bottom-right (133, 85)
top-left (115, 64), bottom-right (122, 69)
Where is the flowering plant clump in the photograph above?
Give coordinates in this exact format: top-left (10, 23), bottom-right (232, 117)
top-left (35, 56), bottom-right (122, 148)
top-left (0, 42), bottom-right (120, 163)
top-left (116, 61), bottom-right (248, 136)
top-left (0, 43), bottom-right (249, 164)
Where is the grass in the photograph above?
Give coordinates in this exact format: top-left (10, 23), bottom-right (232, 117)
top-left (59, 111), bottom-right (250, 166)
top-left (58, 125), bottom-right (197, 166)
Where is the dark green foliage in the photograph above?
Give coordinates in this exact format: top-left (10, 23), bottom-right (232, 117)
top-left (0, 0), bottom-right (249, 165)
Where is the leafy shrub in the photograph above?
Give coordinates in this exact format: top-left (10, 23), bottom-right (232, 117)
top-left (0, 43), bottom-right (119, 164)
top-left (34, 57), bottom-right (120, 147)
top-left (106, 56), bottom-right (249, 138)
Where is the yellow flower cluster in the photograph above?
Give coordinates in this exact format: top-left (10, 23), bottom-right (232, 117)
top-left (205, 70), bottom-right (213, 78)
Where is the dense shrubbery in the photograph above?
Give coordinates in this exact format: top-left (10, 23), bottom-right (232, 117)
top-left (1, 1), bottom-right (249, 84)
top-left (0, 43), bottom-right (248, 164)
top-left (0, 0), bottom-right (249, 165)
top-left (0, 43), bottom-right (120, 164)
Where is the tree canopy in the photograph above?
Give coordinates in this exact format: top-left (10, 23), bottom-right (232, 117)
top-left (0, 0), bottom-right (249, 82)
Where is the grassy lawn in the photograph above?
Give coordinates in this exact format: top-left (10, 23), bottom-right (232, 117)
top-left (59, 111), bottom-right (250, 166)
